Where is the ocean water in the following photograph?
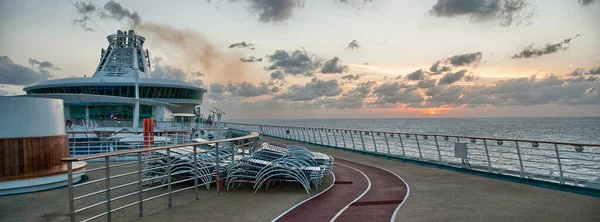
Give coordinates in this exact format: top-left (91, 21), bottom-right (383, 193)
top-left (228, 117), bottom-right (600, 144)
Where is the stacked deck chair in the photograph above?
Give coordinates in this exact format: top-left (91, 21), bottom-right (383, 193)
top-left (142, 142), bottom-right (240, 190)
top-left (225, 142), bottom-right (334, 194)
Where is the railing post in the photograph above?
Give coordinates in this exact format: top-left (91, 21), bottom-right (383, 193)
top-left (434, 136), bottom-right (442, 164)
top-left (371, 132), bottom-right (377, 153)
top-left (105, 156), bottom-right (111, 222)
top-left (312, 129), bottom-right (317, 144)
top-left (194, 145), bottom-right (199, 200)
top-left (325, 129), bottom-right (330, 146)
top-left (137, 153), bottom-right (143, 217)
top-left (415, 135), bottom-right (422, 160)
top-left (341, 131), bottom-right (346, 148)
top-left (359, 131), bottom-right (366, 151)
top-left (215, 142), bottom-right (221, 193)
top-left (515, 141), bottom-right (524, 178)
top-left (67, 161), bottom-right (75, 222)
top-left (167, 149), bottom-right (172, 207)
top-left (302, 128), bottom-right (307, 142)
top-left (350, 131), bottom-right (356, 149)
top-left (553, 143), bottom-right (565, 185)
top-left (384, 133), bottom-right (391, 155)
top-left (318, 129), bottom-right (324, 145)
top-left (332, 130), bottom-right (338, 147)
top-left (398, 134), bottom-right (405, 157)
top-left (483, 139), bottom-right (492, 173)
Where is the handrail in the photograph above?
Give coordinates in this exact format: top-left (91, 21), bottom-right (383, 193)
top-left (62, 132), bottom-right (259, 162)
top-left (224, 122), bottom-right (600, 147)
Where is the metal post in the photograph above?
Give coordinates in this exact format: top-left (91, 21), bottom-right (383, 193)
top-left (193, 145), bottom-right (199, 200)
top-left (359, 132), bottom-right (366, 151)
top-left (68, 162), bottom-right (75, 222)
top-left (215, 142), bottom-right (221, 193)
top-left (312, 129), bottom-right (317, 144)
top-left (302, 128), bottom-right (307, 142)
top-left (341, 131), bottom-right (346, 148)
top-left (515, 141), bottom-right (524, 178)
top-left (415, 135), bottom-right (422, 160)
top-left (384, 133), bottom-right (391, 155)
top-left (105, 156), bottom-right (111, 222)
top-left (371, 132), bottom-right (377, 153)
top-left (137, 153), bottom-right (143, 217)
top-left (325, 129), bottom-right (330, 146)
top-left (318, 129), bottom-right (323, 145)
top-left (483, 139), bottom-right (492, 173)
top-left (333, 130), bottom-right (338, 147)
top-left (350, 131), bottom-right (356, 149)
top-left (167, 149), bottom-right (172, 207)
top-left (434, 136), bottom-right (442, 164)
top-left (398, 134), bottom-right (405, 157)
top-left (553, 143), bottom-right (565, 185)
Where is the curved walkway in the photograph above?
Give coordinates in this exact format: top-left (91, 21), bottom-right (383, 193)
top-left (274, 158), bottom-right (409, 222)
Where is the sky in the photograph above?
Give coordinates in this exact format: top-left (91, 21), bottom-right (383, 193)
top-left (0, 0), bottom-right (599, 119)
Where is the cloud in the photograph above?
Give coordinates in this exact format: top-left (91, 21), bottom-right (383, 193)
top-left (192, 71), bottom-right (206, 77)
top-left (429, 61), bottom-right (452, 74)
top-left (448, 52), bottom-right (483, 66)
top-left (271, 86), bottom-right (280, 92)
top-left (265, 49), bottom-right (322, 77)
top-left (210, 83), bottom-right (226, 93)
top-left (0, 56), bottom-right (53, 85)
top-left (320, 57), bottom-right (349, 74)
top-left (568, 68), bottom-right (585, 76)
top-left (346, 40), bottom-right (360, 50)
top-left (429, 0), bottom-right (536, 26)
top-left (405, 69), bottom-right (428, 80)
top-left (101, 0), bottom-right (141, 26)
top-left (417, 79), bottom-right (437, 89)
top-left (225, 81), bottom-right (271, 97)
top-left (270, 70), bottom-right (286, 80)
top-left (274, 78), bottom-right (343, 101)
top-left (240, 56), bottom-right (263, 62)
top-left (28, 58), bottom-right (61, 70)
top-left (191, 79), bottom-right (204, 87)
top-left (579, 0), bottom-right (599, 6)
top-left (229, 41), bottom-right (255, 49)
top-left (341, 74), bottom-right (361, 81)
top-left (372, 81), bottom-right (424, 106)
top-left (439, 69), bottom-right (467, 85)
top-left (316, 80), bottom-right (376, 109)
top-left (244, 0), bottom-right (305, 23)
top-left (71, 1), bottom-right (97, 31)
top-left (511, 35), bottom-right (580, 59)
top-left (588, 66), bottom-right (600, 75)
top-left (150, 57), bottom-right (189, 81)
top-left (0, 87), bottom-right (10, 96)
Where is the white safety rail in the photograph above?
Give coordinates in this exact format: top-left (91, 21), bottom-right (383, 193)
top-left (224, 122), bottom-right (600, 191)
top-left (62, 131), bottom-right (260, 222)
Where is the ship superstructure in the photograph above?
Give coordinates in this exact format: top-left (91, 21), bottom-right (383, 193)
top-left (22, 30), bottom-right (206, 129)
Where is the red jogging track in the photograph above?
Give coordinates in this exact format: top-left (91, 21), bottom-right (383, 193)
top-left (276, 158), bottom-right (409, 222)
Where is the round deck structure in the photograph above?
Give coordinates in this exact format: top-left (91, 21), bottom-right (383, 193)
top-left (0, 97), bottom-right (86, 195)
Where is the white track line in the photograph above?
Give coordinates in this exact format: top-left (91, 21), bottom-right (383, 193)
top-left (271, 172), bottom-right (337, 222)
top-left (329, 163), bottom-right (372, 222)
top-left (336, 158), bottom-right (410, 222)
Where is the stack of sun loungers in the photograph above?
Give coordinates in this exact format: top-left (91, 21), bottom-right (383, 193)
top-left (225, 143), bottom-right (334, 194)
top-left (142, 141), bottom-right (334, 194)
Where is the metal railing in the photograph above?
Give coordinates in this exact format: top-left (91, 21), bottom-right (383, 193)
top-left (66, 128), bottom-right (235, 158)
top-left (63, 131), bottom-right (260, 222)
top-left (67, 118), bottom-right (221, 131)
top-left (224, 122), bottom-right (600, 190)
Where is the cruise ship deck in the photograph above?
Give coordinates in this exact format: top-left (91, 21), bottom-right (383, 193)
top-left (1, 135), bottom-right (598, 222)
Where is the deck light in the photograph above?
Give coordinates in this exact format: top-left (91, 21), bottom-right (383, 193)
top-left (286, 129), bottom-right (290, 134)
top-left (354, 131), bottom-right (358, 134)
top-left (365, 132), bottom-right (369, 135)
top-left (443, 136), bottom-right (449, 141)
top-left (405, 134), bottom-right (410, 138)
top-left (496, 140), bottom-right (503, 145)
top-left (376, 132), bottom-right (380, 136)
top-left (532, 142), bottom-right (539, 148)
top-left (470, 138), bottom-right (476, 143)
top-left (574, 145), bottom-right (584, 152)
top-left (390, 133), bottom-right (394, 137)
top-left (423, 135), bottom-right (428, 140)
